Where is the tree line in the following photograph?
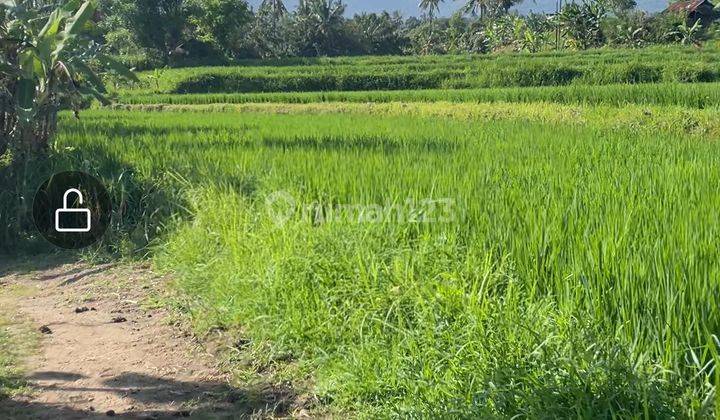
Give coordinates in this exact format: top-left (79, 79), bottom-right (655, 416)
top-left (97, 0), bottom-right (717, 68)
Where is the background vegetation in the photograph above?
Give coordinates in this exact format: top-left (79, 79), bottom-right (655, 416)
top-left (95, 0), bottom-right (720, 69)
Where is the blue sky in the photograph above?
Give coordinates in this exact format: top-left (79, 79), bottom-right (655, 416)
top-left (248, 0), bottom-right (669, 16)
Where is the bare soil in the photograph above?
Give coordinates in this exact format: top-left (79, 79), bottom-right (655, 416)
top-left (0, 257), bottom-right (298, 419)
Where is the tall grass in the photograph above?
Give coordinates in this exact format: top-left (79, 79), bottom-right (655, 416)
top-left (0, 297), bottom-right (32, 399)
top-left (55, 108), bottom-right (720, 417)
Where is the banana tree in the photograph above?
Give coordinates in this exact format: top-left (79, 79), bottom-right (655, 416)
top-left (0, 0), bottom-right (137, 158)
top-left (677, 19), bottom-right (702, 45)
top-left (558, 1), bottom-right (606, 49)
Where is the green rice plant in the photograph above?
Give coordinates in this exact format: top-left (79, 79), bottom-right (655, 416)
top-left (117, 82), bottom-right (720, 109)
top-left (53, 108), bottom-right (720, 417)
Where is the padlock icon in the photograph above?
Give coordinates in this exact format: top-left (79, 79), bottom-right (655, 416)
top-left (55, 188), bottom-right (92, 233)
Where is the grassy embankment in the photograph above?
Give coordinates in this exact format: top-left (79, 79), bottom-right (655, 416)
top-left (117, 45), bottom-right (720, 96)
top-left (114, 45), bottom-right (720, 111)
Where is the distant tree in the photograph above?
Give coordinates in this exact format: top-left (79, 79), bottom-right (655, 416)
top-left (185, 0), bottom-right (254, 59)
top-left (97, 0), bottom-right (188, 63)
top-left (648, 10), bottom-right (690, 44)
top-left (603, 0), bottom-right (636, 16)
top-left (458, 18), bottom-right (489, 53)
top-left (670, 18), bottom-right (703, 45)
top-left (484, 15), bottom-right (514, 50)
top-left (419, 0), bottom-right (444, 18)
top-left (604, 10), bottom-right (649, 47)
top-left (293, 0), bottom-right (349, 56)
top-left (445, 12), bottom-right (468, 52)
top-left (97, 0), bottom-right (141, 56)
top-left (406, 18), bottom-right (450, 54)
top-left (404, 16), bottom-right (424, 30)
top-left (460, 0), bottom-right (523, 18)
top-left (516, 13), bottom-right (551, 52)
top-left (558, 1), bottom-right (607, 49)
top-left (260, 0), bottom-right (287, 18)
top-left (248, 1), bottom-right (296, 57)
top-left (131, 0), bottom-right (186, 56)
top-left (349, 12), bottom-right (407, 55)
top-left (98, 0), bottom-right (256, 63)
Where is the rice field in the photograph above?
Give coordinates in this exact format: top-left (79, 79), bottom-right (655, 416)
top-left (119, 45), bottom-right (720, 96)
top-left (48, 92), bottom-right (720, 416)
top-left (0, 44), bottom-right (702, 417)
top-left (118, 82), bottom-right (720, 109)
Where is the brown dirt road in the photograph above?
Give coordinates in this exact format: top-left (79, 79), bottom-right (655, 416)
top-left (0, 258), bottom-right (298, 419)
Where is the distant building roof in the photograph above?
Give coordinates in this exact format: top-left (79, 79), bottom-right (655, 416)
top-left (666, 0), bottom-right (714, 13)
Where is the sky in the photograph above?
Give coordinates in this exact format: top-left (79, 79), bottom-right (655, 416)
top-left (248, 0), bottom-right (669, 16)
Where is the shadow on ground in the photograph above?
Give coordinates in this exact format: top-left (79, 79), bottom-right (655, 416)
top-left (0, 370), bottom-right (295, 419)
top-left (0, 254), bottom-right (79, 279)
top-left (0, 255), bottom-right (118, 288)
top-left (0, 257), bottom-right (304, 419)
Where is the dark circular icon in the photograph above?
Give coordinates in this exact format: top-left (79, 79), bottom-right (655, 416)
top-left (33, 171), bottom-right (112, 250)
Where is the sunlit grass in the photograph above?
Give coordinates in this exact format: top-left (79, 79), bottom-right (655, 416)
top-left (0, 284), bottom-right (37, 399)
top-left (51, 107), bottom-right (720, 417)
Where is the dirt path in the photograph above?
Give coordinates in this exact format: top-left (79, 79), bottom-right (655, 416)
top-left (0, 258), bottom-right (296, 419)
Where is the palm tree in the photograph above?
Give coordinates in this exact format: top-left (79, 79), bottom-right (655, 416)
top-left (260, 0), bottom-right (287, 19)
top-left (462, 0), bottom-right (522, 18)
top-left (462, 0), bottom-right (489, 17)
top-left (296, 0), bottom-right (346, 56)
top-left (419, 0), bottom-right (444, 18)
